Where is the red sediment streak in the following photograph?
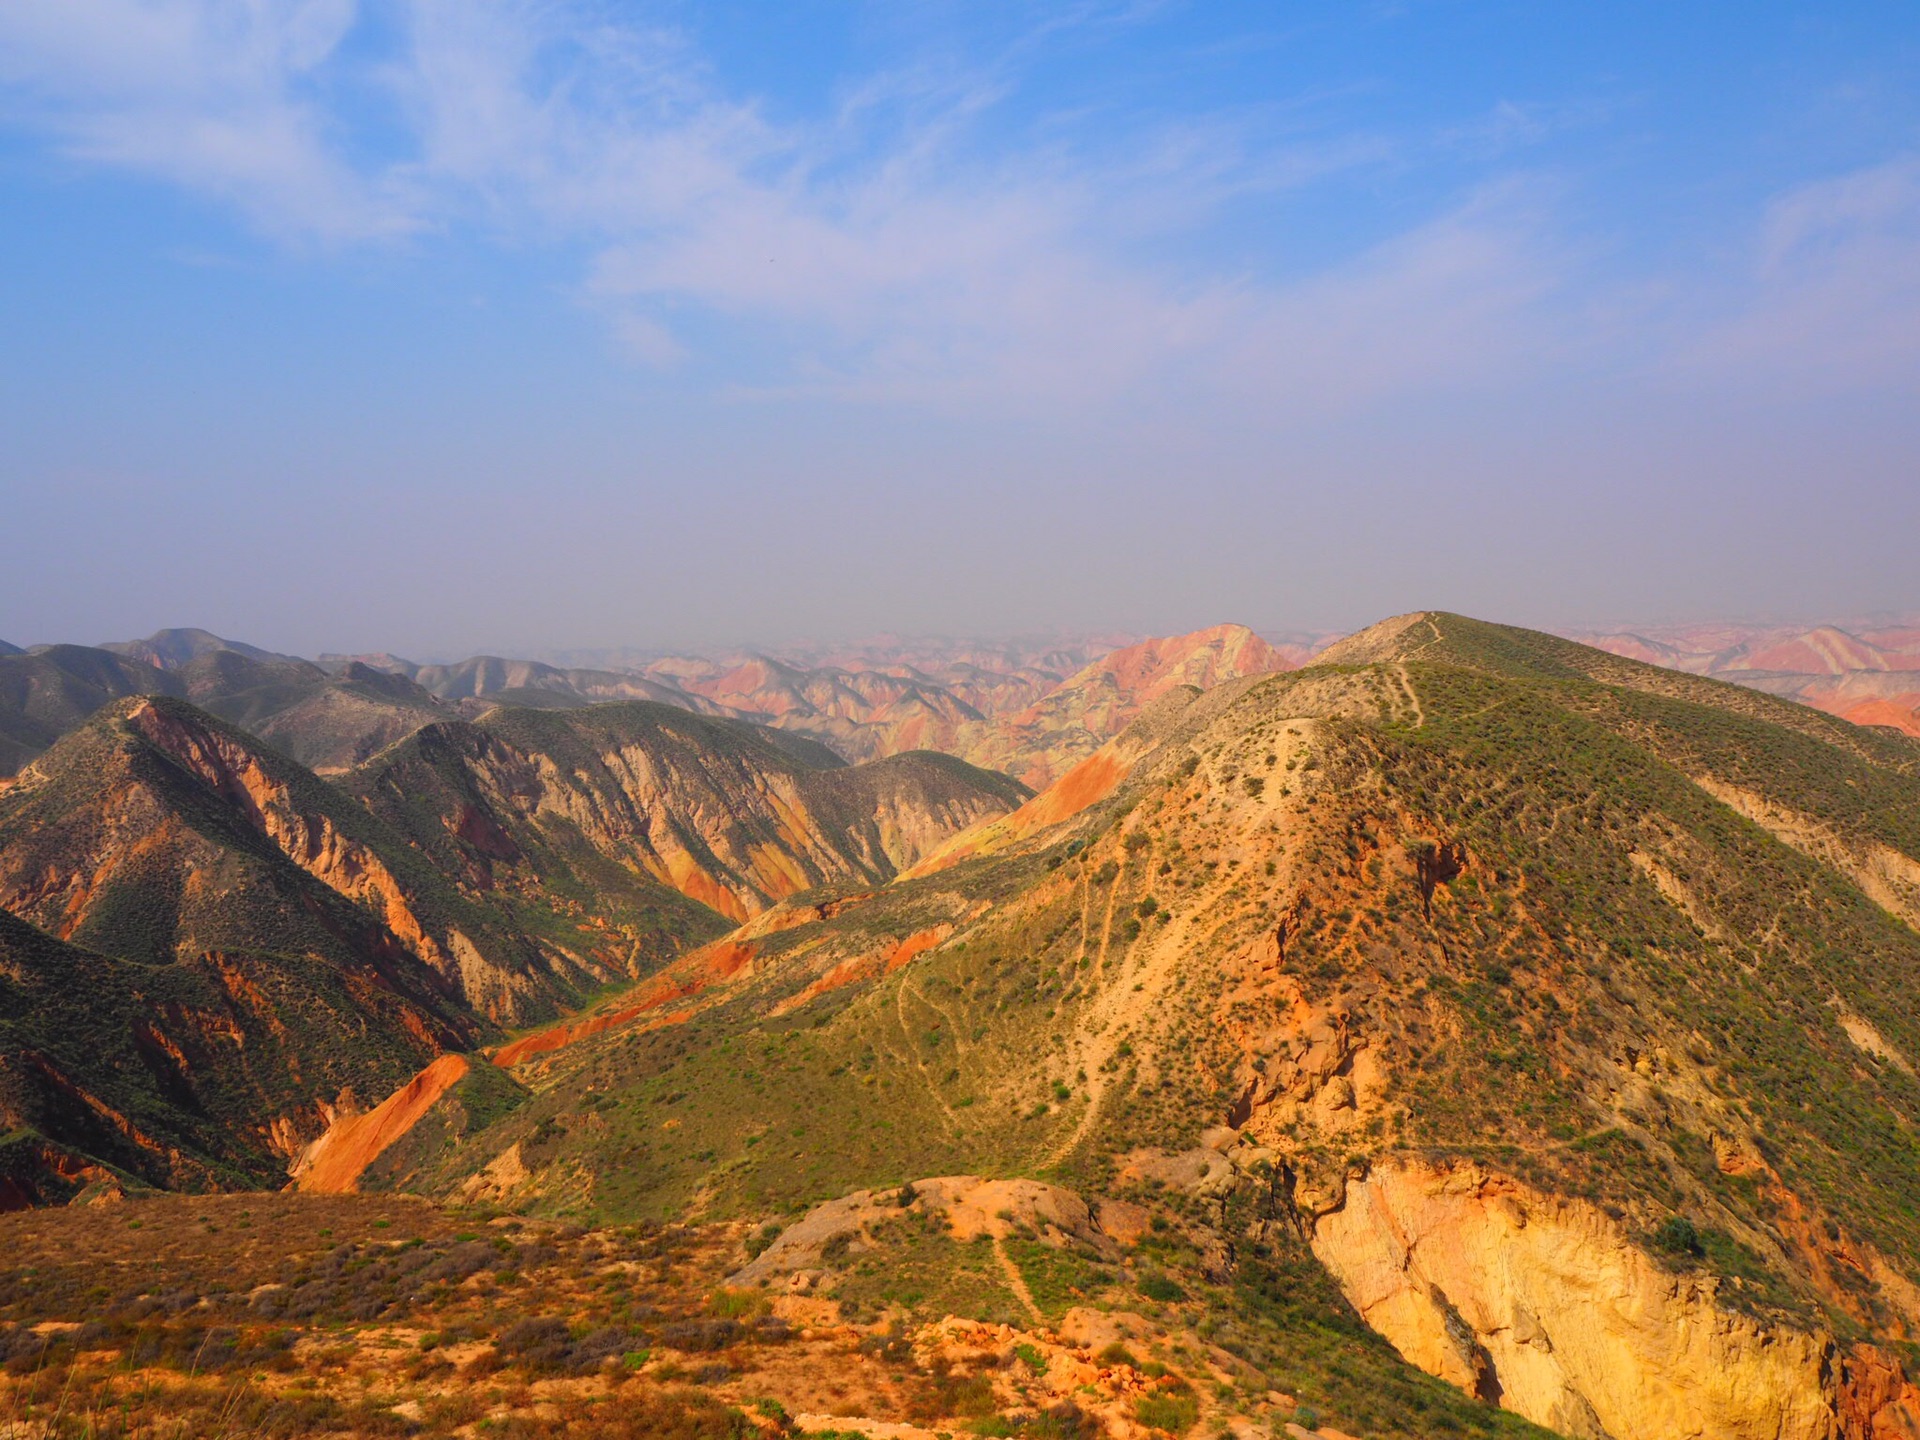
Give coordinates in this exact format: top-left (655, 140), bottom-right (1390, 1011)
top-left (916, 746), bottom-right (1130, 876)
top-left (295, 1053), bottom-right (470, 1194)
top-left (491, 940), bottom-right (755, 1067)
top-left (773, 924), bottom-right (953, 1016)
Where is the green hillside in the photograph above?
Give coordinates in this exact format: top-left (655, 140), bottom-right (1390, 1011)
top-left (400, 613), bottom-right (1920, 1438)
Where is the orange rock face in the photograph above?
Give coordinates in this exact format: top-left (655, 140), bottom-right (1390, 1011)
top-left (770, 924), bottom-right (956, 1016)
top-left (492, 937), bottom-right (758, 1066)
top-left (1826, 695), bottom-right (1920, 737)
top-left (293, 1054), bottom-right (472, 1195)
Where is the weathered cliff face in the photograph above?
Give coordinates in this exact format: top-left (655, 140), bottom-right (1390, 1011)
top-left (0, 698), bottom-right (563, 1023)
top-left (352, 705), bottom-right (1027, 925)
top-left (1311, 1160), bottom-right (1839, 1440)
top-left (124, 701), bottom-right (486, 984)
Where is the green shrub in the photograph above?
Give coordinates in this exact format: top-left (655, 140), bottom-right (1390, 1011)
top-left (1139, 1274), bottom-right (1186, 1303)
top-left (1135, 1393), bottom-right (1199, 1433)
top-left (1653, 1216), bottom-right (1702, 1257)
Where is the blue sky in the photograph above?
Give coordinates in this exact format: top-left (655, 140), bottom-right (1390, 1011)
top-left (2, 2), bottom-right (1918, 657)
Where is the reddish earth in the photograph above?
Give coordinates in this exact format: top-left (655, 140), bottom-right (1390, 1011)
top-left (0, 1139), bottom-right (118, 1211)
top-left (772, 924), bottom-right (956, 1016)
top-left (1862, 627), bottom-right (1920, 653)
top-left (293, 1054), bottom-right (471, 1195)
top-left (885, 926), bottom-right (950, 973)
top-left (1076, 623), bottom-right (1291, 699)
top-left (1840, 1344), bottom-right (1920, 1440)
top-left (1578, 618), bottom-right (1920, 737)
top-left (912, 741), bottom-right (1138, 878)
top-left (1826, 696), bottom-right (1920, 737)
top-left (1738, 626), bottom-right (1906, 675)
top-left (491, 939), bottom-right (756, 1067)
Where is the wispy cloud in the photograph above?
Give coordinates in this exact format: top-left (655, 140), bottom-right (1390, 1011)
top-left (0, 0), bottom-right (420, 240)
top-left (9, 2), bottom-right (1906, 414)
top-left (1680, 156), bottom-right (1920, 390)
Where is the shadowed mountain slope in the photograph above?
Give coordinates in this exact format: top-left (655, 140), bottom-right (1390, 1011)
top-left (369, 654), bottom-right (729, 715)
top-left (0, 691), bottom-right (1027, 1208)
top-left (178, 653), bottom-right (450, 773)
top-left (0, 907), bottom-right (471, 1203)
top-left (0, 644), bottom-right (188, 776)
top-left (0, 642), bottom-right (454, 777)
top-left (100, 627), bottom-right (300, 670)
top-left (0, 697), bottom-right (644, 1024)
top-left (400, 612), bottom-right (1920, 1440)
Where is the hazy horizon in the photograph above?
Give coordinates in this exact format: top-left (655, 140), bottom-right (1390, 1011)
top-left (10, 607), bottom-right (1920, 674)
top-left (4, 3), bottom-right (1918, 656)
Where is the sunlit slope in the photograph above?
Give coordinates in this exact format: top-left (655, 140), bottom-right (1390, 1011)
top-left (420, 612), bottom-right (1920, 1439)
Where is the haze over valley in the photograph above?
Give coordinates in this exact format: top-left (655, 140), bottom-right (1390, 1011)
top-left (5, 4), bottom-right (1920, 1439)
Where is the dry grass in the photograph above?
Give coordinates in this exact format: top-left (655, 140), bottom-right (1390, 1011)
top-left (0, 1194), bottom-right (1142, 1439)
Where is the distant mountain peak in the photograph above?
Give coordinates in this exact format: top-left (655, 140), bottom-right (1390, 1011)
top-left (99, 626), bottom-right (298, 670)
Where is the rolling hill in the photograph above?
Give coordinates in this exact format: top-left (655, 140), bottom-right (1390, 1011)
top-left (372, 612), bottom-right (1920, 1440)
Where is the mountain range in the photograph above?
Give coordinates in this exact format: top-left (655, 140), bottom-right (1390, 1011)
top-left (6, 612), bottom-right (1920, 1438)
top-left (0, 622), bottom-right (1300, 786)
top-left (0, 692), bottom-right (1025, 1206)
top-left (1579, 619), bottom-right (1920, 738)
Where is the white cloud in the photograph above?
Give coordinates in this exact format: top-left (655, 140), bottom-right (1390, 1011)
top-left (1209, 180), bottom-right (1569, 412)
top-left (610, 311), bottom-right (683, 368)
top-left (1681, 156), bottom-right (1920, 390)
top-left (0, 0), bottom-right (418, 241)
top-left (0, 0), bottom-right (1570, 410)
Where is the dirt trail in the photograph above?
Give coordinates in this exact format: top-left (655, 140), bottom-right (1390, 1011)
top-left (1094, 871), bottom-right (1120, 977)
top-left (1044, 906), bottom-right (1194, 1168)
top-left (994, 1237), bottom-right (1043, 1323)
top-left (1043, 727), bottom-right (1314, 1170)
top-left (1077, 868), bottom-right (1093, 969)
top-left (896, 979), bottom-right (962, 1131)
top-left (1395, 662), bottom-right (1426, 728)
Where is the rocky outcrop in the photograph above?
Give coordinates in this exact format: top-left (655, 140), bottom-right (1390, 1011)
top-left (728, 1175), bottom-right (1133, 1289)
top-left (1308, 1158), bottom-right (1858, 1440)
